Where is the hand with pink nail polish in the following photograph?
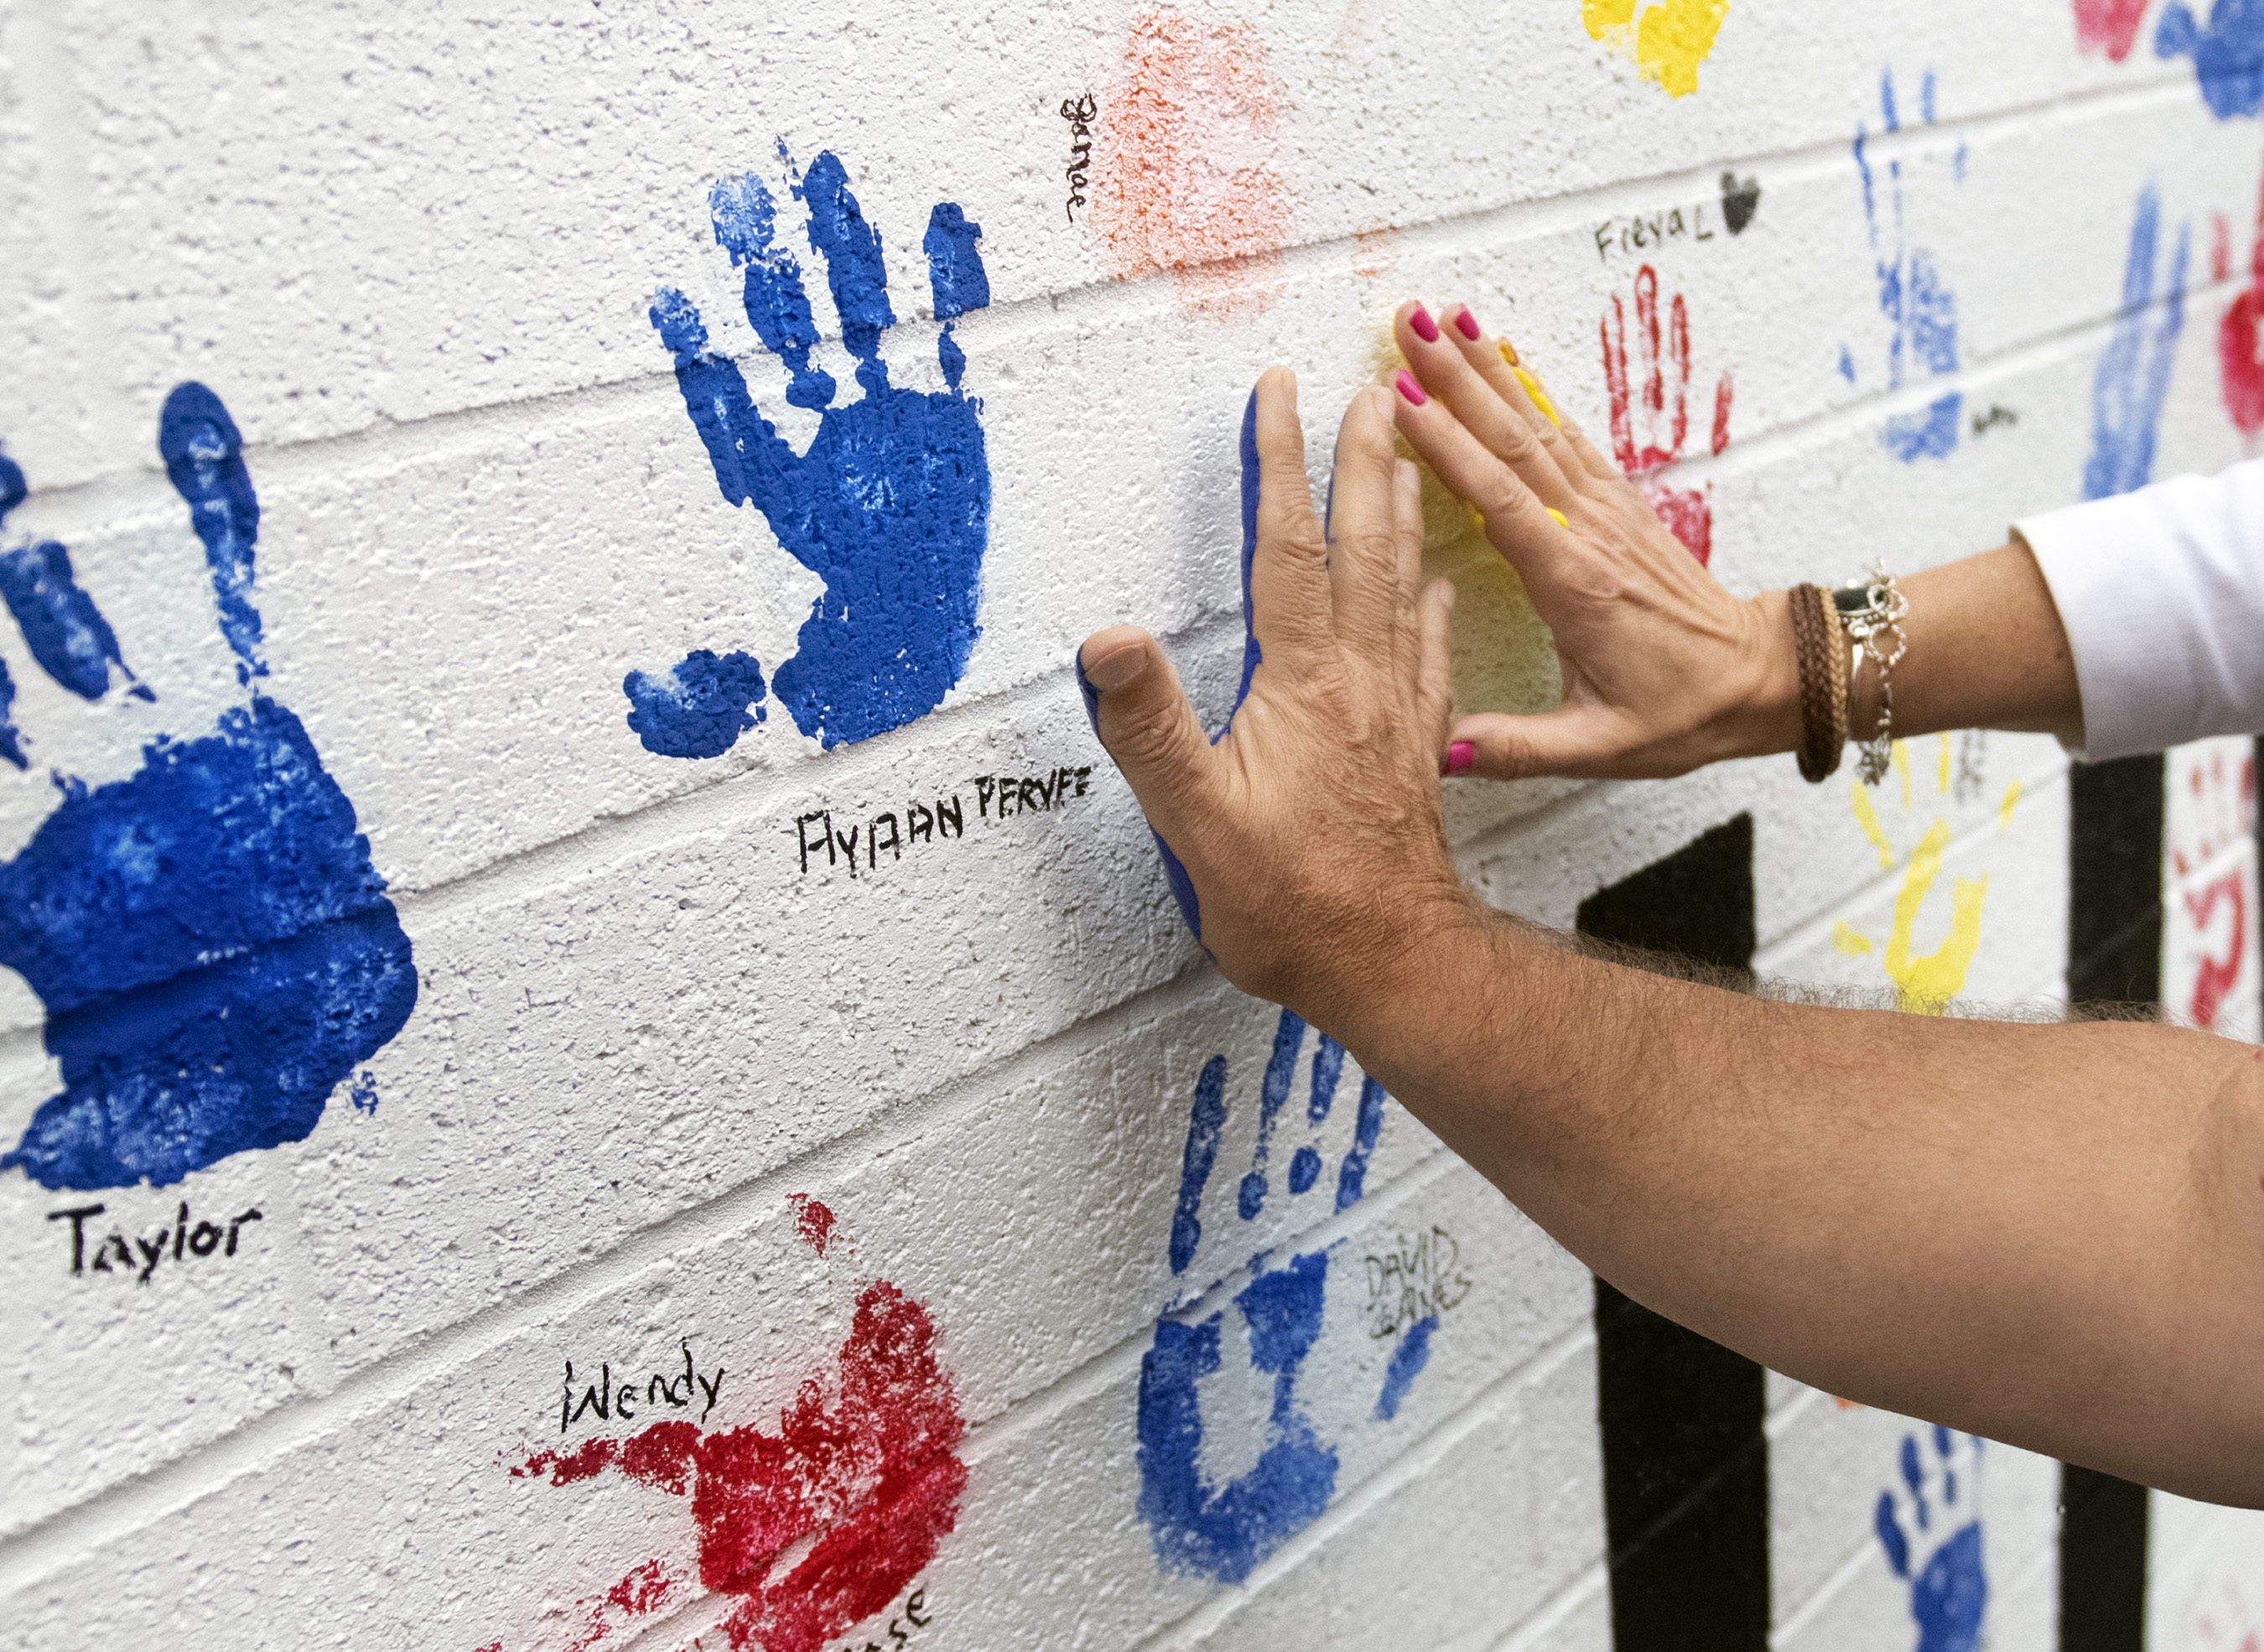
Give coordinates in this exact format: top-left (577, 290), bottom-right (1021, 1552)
top-left (1076, 369), bottom-right (1467, 1022)
top-left (1389, 297), bottom-right (1799, 782)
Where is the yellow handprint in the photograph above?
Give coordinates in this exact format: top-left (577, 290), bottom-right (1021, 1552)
top-left (1830, 735), bottom-right (2021, 1015)
top-left (1582, 0), bottom-right (1731, 99)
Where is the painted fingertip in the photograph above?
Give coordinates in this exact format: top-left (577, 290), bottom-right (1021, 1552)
top-left (1394, 370), bottom-right (1428, 408)
top-left (1452, 305), bottom-right (1480, 340)
top-left (1514, 366), bottom-right (1561, 427)
top-left (1074, 649), bottom-right (1103, 738)
top-left (1546, 507), bottom-right (1569, 528)
top-left (1410, 302), bottom-right (1441, 344)
top-left (1446, 740), bottom-right (1476, 776)
top-left (1498, 339), bottom-right (1520, 368)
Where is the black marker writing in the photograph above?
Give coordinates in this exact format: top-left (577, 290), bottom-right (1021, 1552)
top-left (798, 797), bottom-right (966, 877)
top-left (792, 763), bottom-right (1098, 878)
top-left (1594, 202), bottom-right (1717, 262)
top-left (561, 1339), bottom-right (725, 1434)
top-left (837, 1588), bottom-right (932, 1652)
top-left (1060, 94), bottom-right (1097, 223)
top-left (49, 1199), bottom-right (262, 1282)
top-left (973, 766), bottom-right (1092, 819)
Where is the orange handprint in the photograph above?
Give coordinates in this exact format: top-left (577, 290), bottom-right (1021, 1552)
top-left (1601, 264), bottom-right (1733, 565)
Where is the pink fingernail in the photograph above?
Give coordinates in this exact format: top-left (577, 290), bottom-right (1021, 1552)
top-left (1446, 740), bottom-right (1475, 775)
top-left (1453, 305), bottom-right (1479, 340)
top-left (1410, 303), bottom-right (1441, 344)
top-left (1395, 369), bottom-right (1427, 407)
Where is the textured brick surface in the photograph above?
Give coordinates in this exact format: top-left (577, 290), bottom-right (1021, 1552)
top-left (1, 2), bottom-right (2258, 1648)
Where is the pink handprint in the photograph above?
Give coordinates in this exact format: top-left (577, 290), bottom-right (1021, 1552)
top-left (1601, 264), bottom-right (1733, 565)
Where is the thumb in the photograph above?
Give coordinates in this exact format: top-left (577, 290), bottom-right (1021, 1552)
top-left (1077, 626), bottom-right (1218, 830)
top-left (1446, 707), bottom-right (1629, 781)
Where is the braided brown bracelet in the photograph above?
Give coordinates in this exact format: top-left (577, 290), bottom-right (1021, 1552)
top-left (1819, 584), bottom-right (1848, 772)
top-left (1789, 583), bottom-right (1846, 783)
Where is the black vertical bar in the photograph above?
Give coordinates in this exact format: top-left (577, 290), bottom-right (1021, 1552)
top-left (2067, 755), bottom-right (2165, 1010)
top-left (2060, 753), bottom-right (2163, 1652)
top-left (1577, 814), bottom-right (1770, 1652)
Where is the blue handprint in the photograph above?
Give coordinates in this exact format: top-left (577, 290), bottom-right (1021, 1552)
top-left (2085, 182), bottom-right (2190, 504)
top-left (1846, 70), bottom-right (1965, 464)
top-left (635, 149), bottom-right (993, 756)
top-left (0, 384), bottom-right (416, 1191)
top-left (2158, 0), bottom-right (2264, 119)
top-left (1874, 1426), bottom-right (1989, 1652)
top-left (1137, 1007), bottom-right (1412, 1583)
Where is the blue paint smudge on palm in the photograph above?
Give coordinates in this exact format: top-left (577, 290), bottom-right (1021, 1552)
top-left (1139, 1009), bottom-right (1420, 1582)
top-left (2084, 184), bottom-right (2189, 504)
top-left (2158, 0), bottom-right (2264, 117)
top-left (0, 386), bottom-right (415, 1191)
top-left (1875, 1427), bottom-right (1988, 1652)
top-left (639, 149), bottom-right (992, 755)
top-left (624, 648), bottom-right (766, 759)
top-left (1849, 70), bottom-right (1964, 462)
top-left (1374, 1314), bottom-right (1436, 1421)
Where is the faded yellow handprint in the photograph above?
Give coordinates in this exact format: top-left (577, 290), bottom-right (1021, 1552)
top-left (1582, 0), bottom-right (1731, 99)
top-left (1830, 734), bottom-right (2021, 1015)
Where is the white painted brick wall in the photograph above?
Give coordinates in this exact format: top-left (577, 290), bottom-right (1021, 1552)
top-left (1, 1), bottom-right (2257, 1647)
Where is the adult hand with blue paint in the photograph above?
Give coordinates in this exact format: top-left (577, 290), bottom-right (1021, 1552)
top-left (1077, 369), bottom-right (1467, 1015)
top-left (1080, 357), bottom-right (2264, 1508)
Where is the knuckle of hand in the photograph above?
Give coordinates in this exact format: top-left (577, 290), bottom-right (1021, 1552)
top-left (1109, 699), bottom-right (1188, 766)
top-left (1341, 527), bottom-right (1400, 569)
top-left (1474, 471), bottom-right (1529, 526)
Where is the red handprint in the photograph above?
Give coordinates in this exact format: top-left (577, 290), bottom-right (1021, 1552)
top-left (1602, 265), bottom-right (1733, 566)
top-left (2183, 870), bottom-right (2248, 1031)
top-left (499, 1204), bottom-right (965, 1652)
top-left (2222, 167), bottom-right (2264, 439)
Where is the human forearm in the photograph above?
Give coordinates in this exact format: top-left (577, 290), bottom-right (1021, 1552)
top-left (1838, 538), bottom-right (2083, 750)
top-left (1322, 911), bottom-right (2264, 1501)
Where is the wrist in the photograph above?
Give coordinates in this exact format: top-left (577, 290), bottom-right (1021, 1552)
top-left (1299, 883), bottom-right (1500, 1058)
top-left (1719, 590), bottom-right (1804, 761)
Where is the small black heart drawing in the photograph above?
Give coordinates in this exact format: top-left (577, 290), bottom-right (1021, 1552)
top-left (1721, 171), bottom-right (1762, 235)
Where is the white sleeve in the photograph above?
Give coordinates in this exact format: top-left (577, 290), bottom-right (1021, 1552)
top-left (2013, 458), bottom-right (2264, 761)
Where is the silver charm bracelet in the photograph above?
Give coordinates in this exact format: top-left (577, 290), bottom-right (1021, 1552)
top-left (1834, 564), bottom-right (1908, 787)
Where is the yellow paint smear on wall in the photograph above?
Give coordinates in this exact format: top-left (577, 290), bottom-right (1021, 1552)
top-left (1379, 324), bottom-right (1560, 723)
top-left (1582, 0), bottom-right (1729, 98)
top-left (1882, 818), bottom-right (1990, 1015)
top-left (1850, 783), bottom-right (1896, 871)
top-left (1836, 741), bottom-right (2013, 1015)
